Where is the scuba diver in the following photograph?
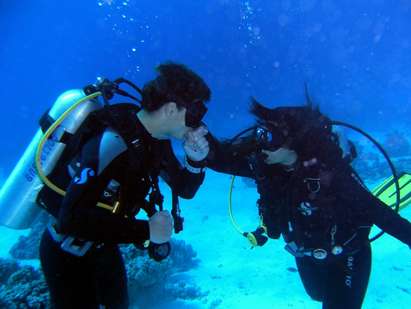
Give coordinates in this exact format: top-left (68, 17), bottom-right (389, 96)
top-left (28, 62), bottom-right (211, 309)
top-left (206, 98), bottom-right (411, 309)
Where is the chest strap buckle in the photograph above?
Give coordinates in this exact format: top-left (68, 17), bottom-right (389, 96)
top-left (47, 222), bottom-right (94, 257)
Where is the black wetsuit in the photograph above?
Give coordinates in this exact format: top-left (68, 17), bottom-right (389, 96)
top-left (206, 135), bottom-right (411, 309)
top-left (37, 118), bottom-right (205, 309)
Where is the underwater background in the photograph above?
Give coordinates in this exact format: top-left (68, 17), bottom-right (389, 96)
top-left (0, 0), bottom-right (410, 308)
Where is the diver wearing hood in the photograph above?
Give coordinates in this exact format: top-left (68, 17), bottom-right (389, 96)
top-left (206, 98), bottom-right (411, 309)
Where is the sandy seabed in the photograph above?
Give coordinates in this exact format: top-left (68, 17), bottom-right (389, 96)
top-left (1, 170), bottom-right (410, 308)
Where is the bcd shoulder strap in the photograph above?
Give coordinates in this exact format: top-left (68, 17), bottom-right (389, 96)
top-left (89, 103), bottom-right (142, 146)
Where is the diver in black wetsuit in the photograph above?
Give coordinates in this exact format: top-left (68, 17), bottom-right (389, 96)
top-left (206, 98), bottom-right (411, 309)
top-left (37, 63), bottom-right (211, 309)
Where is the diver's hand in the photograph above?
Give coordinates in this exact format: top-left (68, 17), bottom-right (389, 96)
top-left (149, 211), bottom-right (173, 244)
top-left (262, 148), bottom-right (297, 166)
top-left (148, 242), bottom-right (171, 262)
top-left (248, 227), bottom-right (269, 247)
top-left (183, 126), bottom-right (210, 161)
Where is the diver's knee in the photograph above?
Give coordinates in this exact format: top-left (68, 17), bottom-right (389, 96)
top-left (304, 287), bottom-right (323, 302)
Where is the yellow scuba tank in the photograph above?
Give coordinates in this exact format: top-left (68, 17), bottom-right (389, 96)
top-left (0, 89), bottom-right (104, 229)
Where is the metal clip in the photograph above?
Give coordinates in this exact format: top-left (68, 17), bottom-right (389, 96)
top-left (311, 248), bottom-right (328, 260)
top-left (47, 222), bottom-right (94, 257)
top-left (47, 222), bottom-right (65, 243)
top-left (60, 237), bottom-right (94, 257)
top-left (304, 177), bottom-right (321, 193)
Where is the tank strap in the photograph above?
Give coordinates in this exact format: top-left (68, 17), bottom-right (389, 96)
top-left (39, 108), bottom-right (53, 133)
top-left (39, 108), bottom-right (79, 146)
top-left (97, 103), bottom-right (142, 146)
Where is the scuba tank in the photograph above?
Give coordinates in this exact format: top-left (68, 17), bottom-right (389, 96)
top-left (0, 89), bottom-right (105, 229)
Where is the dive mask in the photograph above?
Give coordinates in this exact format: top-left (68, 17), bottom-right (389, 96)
top-left (254, 125), bottom-right (286, 151)
top-left (184, 99), bottom-right (208, 128)
top-left (228, 124), bottom-right (287, 155)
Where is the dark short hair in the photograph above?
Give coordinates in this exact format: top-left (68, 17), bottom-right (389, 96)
top-left (141, 62), bottom-right (211, 112)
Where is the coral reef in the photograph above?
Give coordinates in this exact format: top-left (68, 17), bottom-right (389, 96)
top-left (122, 238), bottom-right (206, 306)
top-left (353, 138), bottom-right (411, 185)
top-left (9, 212), bottom-right (50, 260)
top-left (6, 222), bottom-right (204, 309)
top-left (0, 258), bottom-right (19, 284)
top-left (0, 259), bottom-right (49, 308)
top-left (382, 131), bottom-right (411, 158)
top-left (352, 147), bottom-right (387, 183)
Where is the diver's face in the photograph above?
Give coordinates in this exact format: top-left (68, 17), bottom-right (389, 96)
top-left (262, 147), bottom-right (298, 166)
top-left (165, 103), bottom-right (190, 139)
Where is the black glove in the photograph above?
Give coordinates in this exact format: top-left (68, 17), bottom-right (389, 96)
top-left (258, 199), bottom-right (282, 239)
top-left (148, 242), bottom-right (171, 262)
top-left (246, 227), bottom-right (268, 247)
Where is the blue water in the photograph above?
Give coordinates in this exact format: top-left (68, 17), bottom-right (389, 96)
top-left (1, 0), bottom-right (411, 171)
top-left (0, 1), bottom-right (410, 308)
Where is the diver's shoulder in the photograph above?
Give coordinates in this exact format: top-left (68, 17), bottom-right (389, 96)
top-left (97, 128), bottom-right (128, 173)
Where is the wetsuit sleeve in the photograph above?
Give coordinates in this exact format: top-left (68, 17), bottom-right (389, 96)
top-left (205, 133), bottom-right (254, 178)
top-left (159, 141), bottom-right (205, 199)
top-left (339, 170), bottom-right (411, 247)
top-left (57, 135), bottom-right (149, 243)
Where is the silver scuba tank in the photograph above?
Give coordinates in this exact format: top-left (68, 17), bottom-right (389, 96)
top-left (0, 89), bottom-right (104, 229)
